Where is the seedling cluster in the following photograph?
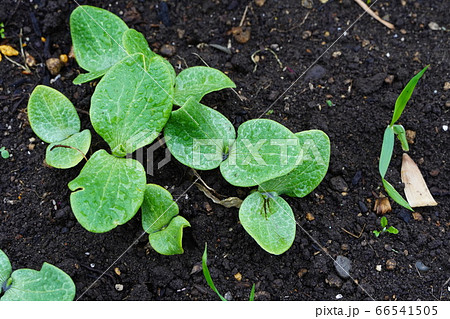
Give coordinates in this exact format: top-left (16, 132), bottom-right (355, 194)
top-left (26, 5), bottom-right (330, 256)
top-left (373, 216), bottom-right (398, 238)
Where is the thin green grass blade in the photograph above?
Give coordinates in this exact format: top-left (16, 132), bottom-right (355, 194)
top-left (249, 283), bottom-right (256, 301)
top-left (392, 124), bottom-right (409, 151)
top-left (382, 178), bottom-right (413, 211)
top-left (390, 65), bottom-right (429, 126)
top-left (202, 243), bottom-right (227, 301)
top-left (379, 127), bottom-right (395, 178)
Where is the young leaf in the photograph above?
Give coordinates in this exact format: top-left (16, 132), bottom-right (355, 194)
top-left (164, 97), bottom-right (236, 170)
top-left (70, 6), bottom-right (129, 78)
top-left (373, 230), bottom-right (381, 238)
top-left (27, 85), bottom-right (80, 143)
top-left (202, 243), bottom-right (227, 301)
top-left (392, 124), bottom-right (409, 152)
top-left (141, 184), bottom-right (179, 234)
top-left (73, 69), bottom-right (108, 85)
top-left (382, 178), bottom-right (413, 211)
top-left (91, 54), bottom-right (174, 157)
top-left (390, 65), bottom-right (429, 126)
top-left (379, 126), bottom-right (395, 178)
top-left (174, 66), bottom-right (236, 106)
top-left (258, 130), bottom-right (330, 197)
top-left (122, 29), bottom-right (156, 61)
top-left (45, 129), bottom-right (91, 169)
top-left (239, 192), bottom-right (296, 255)
top-left (68, 150), bottom-right (146, 233)
top-left (0, 263), bottom-right (75, 301)
top-left (387, 226), bottom-right (399, 234)
top-left (249, 284), bottom-right (256, 301)
top-left (0, 249), bottom-right (12, 294)
top-left (148, 216), bottom-right (190, 255)
top-left (380, 216), bottom-right (388, 228)
top-left (220, 119), bottom-right (300, 187)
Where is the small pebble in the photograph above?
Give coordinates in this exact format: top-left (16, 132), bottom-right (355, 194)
top-left (384, 244), bottom-right (392, 251)
top-left (330, 176), bottom-right (348, 192)
top-left (334, 255), bottom-right (352, 279)
top-left (336, 294), bottom-right (343, 300)
top-left (386, 259), bottom-right (397, 270)
top-left (326, 274), bottom-right (343, 288)
top-left (396, 210), bottom-right (411, 223)
top-left (234, 272), bottom-right (242, 281)
top-left (46, 58), bottom-right (63, 76)
top-left (376, 265), bottom-right (382, 272)
top-left (115, 284), bottom-right (124, 291)
top-left (159, 44), bottom-right (176, 57)
top-left (340, 243), bottom-right (349, 251)
top-left (305, 212), bottom-right (315, 221)
top-left (428, 22), bottom-right (440, 30)
top-left (90, 263), bottom-right (95, 268)
top-left (114, 267), bottom-right (121, 276)
top-left (358, 201), bottom-right (368, 213)
top-left (297, 268), bottom-right (308, 278)
top-left (384, 75), bottom-right (395, 84)
top-left (415, 261), bottom-right (430, 272)
top-left (443, 125), bottom-right (448, 132)
top-left (224, 291), bottom-right (233, 301)
top-left (444, 82), bottom-right (450, 91)
top-left (429, 169), bottom-right (440, 177)
top-left (254, 0), bottom-right (266, 7)
top-left (302, 30), bottom-right (312, 39)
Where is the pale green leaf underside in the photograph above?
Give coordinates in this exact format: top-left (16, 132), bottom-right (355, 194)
top-left (68, 150), bottom-right (146, 233)
top-left (393, 124), bottom-right (409, 152)
top-left (73, 69), bottom-right (108, 85)
top-left (70, 5), bottom-right (129, 73)
top-left (164, 97), bottom-right (236, 170)
top-left (220, 119), bottom-right (300, 187)
top-left (0, 249), bottom-right (12, 294)
top-left (46, 129), bottom-right (91, 169)
top-left (142, 184), bottom-right (179, 234)
top-left (382, 178), bottom-right (413, 211)
top-left (122, 29), bottom-right (156, 61)
top-left (258, 130), bottom-right (330, 197)
top-left (239, 192), bottom-right (296, 255)
top-left (91, 54), bottom-right (174, 157)
top-left (27, 85), bottom-right (80, 143)
top-left (379, 126), bottom-right (395, 178)
top-left (149, 216), bottom-right (190, 255)
top-left (174, 66), bottom-right (236, 106)
top-left (0, 263), bottom-right (75, 301)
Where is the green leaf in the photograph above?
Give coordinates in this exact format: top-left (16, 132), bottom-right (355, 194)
top-left (387, 226), bottom-right (399, 234)
top-left (239, 192), bottom-right (296, 255)
top-left (0, 263), bottom-right (75, 301)
top-left (392, 124), bottom-right (409, 151)
top-left (149, 216), bottom-right (190, 255)
top-left (258, 130), bottom-right (330, 197)
top-left (379, 126), bottom-right (395, 178)
top-left (141, 184), bottom-right (179, 234)
top-left (68, 149), bottom-right (146, 233)
top-left (390, 65), bottom-right (429, 126)
top-left (0, 249), bottom-right (12, 294)
top-left (202, 243), bottom-right (227, 301)
top-left (380, 216), bottom-right (388, 228)
top-left (249, 284), bottom-right (256, 301)
top-left (70, 5), bottom-right (129, 74)
top-left (382, 178), bottom-right (413, 211)
top-left (0, 147), bottom-right (10, 159)
top-left (373, 230), bottom-right (381, 238)
top-left (73, 69), bottom-right (108, 85)
top-left (220, 119), bottom-right (300, 187)
top-left (122, 29), bottom-right (156, 61)
top-left (174, 66), bottom-right (236, 105)
top-left (45, 129), bottom-right (91, 169)
top-left (27, 85), bottom-right (80, 143)
top-left (164, 97), bottom-right (236, 170)
top-left (91, 54), bottom-right (174, 157)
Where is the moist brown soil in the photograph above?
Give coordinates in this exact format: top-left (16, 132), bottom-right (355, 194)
top-left (0, 0), bottom-right (449, 301)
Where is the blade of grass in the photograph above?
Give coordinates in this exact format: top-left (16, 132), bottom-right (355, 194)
top-left (249, 283), bottom-right (256, 301)
top-left (392, 124), bottom-right (409, 151)
top-left (379, 126), bottom-right (395, 178)
top-left (202, 243), bottom-right (227, 301)
top-left (390, 65), bottom-right (429, 126)
top-left (382, 178), bottom-right (413, 211)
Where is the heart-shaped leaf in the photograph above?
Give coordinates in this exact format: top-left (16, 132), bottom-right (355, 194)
top-left (174, 66), bottom-right (236, 105)
top-left (0, 249), bottom-right (12, 294)
top-left (258, 130), bottom-right (330, 197)
top-left (91, 53), bottom-right (174, 157)
top-left (220, 119), bottom-right (300, 187)
top-left (70, 5), bottom-right (129, 82)
top-left (149, 216), bottom-right (190, 255)
top-left (68, 149), bottom-right (146, 233)
top-left (0, 263), bottom-right (75, 301)
top-left (164, 97), bottom-right (236, 170)
top-left (45, 129), bottom-right (91, 169)
top-left (27, 85), bottom-right (80, 143)
top-left (239, 192), bottom-right (296, 255)
top-left (141, 184), bottom-right (179, 234)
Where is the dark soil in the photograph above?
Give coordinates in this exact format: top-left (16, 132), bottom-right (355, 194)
top-left (1, 0), bottom-right (449, 301)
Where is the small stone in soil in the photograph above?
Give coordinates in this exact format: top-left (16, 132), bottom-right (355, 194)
top-left (358, 201), bottom-right (368, 213)
top-left (330, 176), bottom-right (348, 192)
top-left (326, 274), bottom-right (343, 288)
top-left (297, 268), bottom-right (308, 278)
top-left (115, 284), bottom-right (124, 291)
top-left (386, 259), bottom-right (397, 270)
top-left (224, 291), bottom-right (233, 301)
top-left (352, 171), bottom-right (362, 186)
top-left (305, 65), bottom-right (327, 81)
top-left (159, 44), bottom-right (176, 57)
top-left (397, 209), bottom-right (411, 223)
top-left (376, 265), bottom-right (382, 272)
top-left (415, 261), bottom-right (430, 272)
top-left (334, 255), bottom-right (352, 279)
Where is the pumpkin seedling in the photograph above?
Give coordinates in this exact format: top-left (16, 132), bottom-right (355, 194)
top-left (378, 65), bottom-right (429, 211)
top-left (0, 249), bottom-right (75, 301)
top-left (202, 243), bottom-right (255, 301)
top-left (373, 216), bottom-right (398, 238)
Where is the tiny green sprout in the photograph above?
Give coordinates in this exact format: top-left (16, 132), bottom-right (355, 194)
top-left (0, 23), bottom-right (5, 39)
top-left (373, 216), bottom-right (399, 238)
top-left (266, 109), bottom-right (274, 115)
top-left (202, 243), bottom-right (255, 301)
top-left (326, 99), bottom-right (334, 107)
top-left (0, 249), bottom-right (75, 301)
top-left (378, 65), bottom-right (429, 211)
top-left (0, 146), bottom-right (10, 159)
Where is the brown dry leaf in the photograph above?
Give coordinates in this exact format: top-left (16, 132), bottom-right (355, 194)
top-left (195, 183), bottom-right (242, 208)
top-left (374, 197), bottom-right (391, 215)
top-left (0, 45), bottom-right (19, 56)
top-left (401, 153), bottom-right (438, 207)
